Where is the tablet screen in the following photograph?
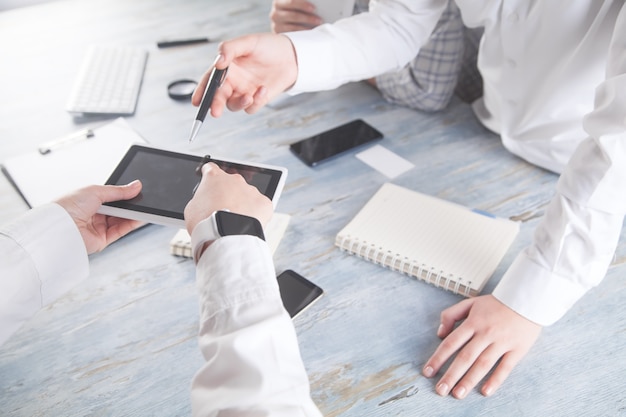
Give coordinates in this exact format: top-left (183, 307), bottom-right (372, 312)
top-left (103, 145), bottom-right (284, 220)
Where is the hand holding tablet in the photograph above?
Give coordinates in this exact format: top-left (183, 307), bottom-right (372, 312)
top-left (98, 145), bottom-right (287, 228)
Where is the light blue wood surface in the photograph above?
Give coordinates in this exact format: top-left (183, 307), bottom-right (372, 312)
top-left (0, 1), bottom-right (625, 416)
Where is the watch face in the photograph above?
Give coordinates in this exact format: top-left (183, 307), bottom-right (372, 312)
top-left (216, 211), bottom-right (265, 240)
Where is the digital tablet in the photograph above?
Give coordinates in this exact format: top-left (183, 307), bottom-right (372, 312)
top-left (98, 145), bottom-right (287, 228)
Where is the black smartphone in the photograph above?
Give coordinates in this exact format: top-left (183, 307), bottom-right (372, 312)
top-left (277, 270), bottom-right (324, 319)
top-left (289, 119), bottom-right (383, 166)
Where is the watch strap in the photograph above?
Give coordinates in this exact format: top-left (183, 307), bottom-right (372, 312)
top-left (190, 214), bottom-right (220, 263)
top-left (190, 211), bottom-right (266, 263)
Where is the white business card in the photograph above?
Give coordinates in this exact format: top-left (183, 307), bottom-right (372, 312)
top-left (356, 144), bottom-right (415, 178)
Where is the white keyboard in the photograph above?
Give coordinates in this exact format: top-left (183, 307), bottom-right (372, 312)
top-left (66, 45), bottom-right (148, 115)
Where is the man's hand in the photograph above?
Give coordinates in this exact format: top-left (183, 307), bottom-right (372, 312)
top-left (55, 180), bottom-right (144, 254)
top-left (422, 294), bottom-right (542, 398)
top-left (270, 0), bottom-right (322, 33)
top-left (192, 33), bottom-right (298, 117)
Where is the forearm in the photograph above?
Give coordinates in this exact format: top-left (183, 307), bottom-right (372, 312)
top-left (493, 193), bottom-right (623, 326)
top-left (286, 0), bottom-right (448, 93)
top-left (191, 236), bottom-right (321, 416)
top-left (494, 9), bottom-right (626, 326)
top-left (375, 0), bottom-right (465, 112)
top-left (0, 204), bottom-right (88, 345)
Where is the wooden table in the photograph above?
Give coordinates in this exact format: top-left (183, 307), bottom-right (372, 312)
top-left (1, 1), bottom-right (625, 415)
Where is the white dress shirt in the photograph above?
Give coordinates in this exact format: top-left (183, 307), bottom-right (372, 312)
top-left (191, 236), bottom-right (322, 416)
top-left (0, 205), bottom-right (321, 416)
top-left (286, 0), bottom-right (626, 326)
top-left (0, 204), bottom-right (88, 346)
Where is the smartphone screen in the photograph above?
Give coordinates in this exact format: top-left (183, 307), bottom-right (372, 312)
top-left (289, 119), bottom-right (383, 166)
top-left (277, 270), bottom-right (324, 318)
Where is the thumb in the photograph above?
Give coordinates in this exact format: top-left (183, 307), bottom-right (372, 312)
top-left (97, 180), bottom-right (142, 204)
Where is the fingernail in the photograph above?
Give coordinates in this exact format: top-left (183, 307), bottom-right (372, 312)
top-left (454, 386), bottom-right (466, 399)
top-left (128, 179), bottom-right (140, 186)
top-left (212, 54), bottom-right (223, 66)
top-left (483, 384), bottom-right (493, 397)
top-left (423, 365), bottom-right (434, 377)
top-left (437, 323), bottom-right (444, 336)
top-left (436, 382), bottom-right (450, 396)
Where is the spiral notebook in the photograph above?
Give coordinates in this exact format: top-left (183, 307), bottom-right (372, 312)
top-left (335, 183), bottom-right (519, 296)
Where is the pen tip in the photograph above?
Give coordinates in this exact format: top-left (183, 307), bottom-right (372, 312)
top-left (189, 121), bottom-right (201, 143)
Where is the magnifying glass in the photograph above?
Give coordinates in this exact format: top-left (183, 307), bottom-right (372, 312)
top-left (167, 79), bottom-right (198, 100)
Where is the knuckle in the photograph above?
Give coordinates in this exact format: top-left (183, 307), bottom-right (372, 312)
top-left (455, 348), bottom-right (475, 363)
top-left (474, 354), bottom-right (495, 370)
top-left (496, 357), bottom-right (515, 376)
top-left (438, 337), bottom-right (457, 352)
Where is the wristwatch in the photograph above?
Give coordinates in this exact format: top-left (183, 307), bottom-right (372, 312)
top-left (191, 210), bottom-right (265, 263)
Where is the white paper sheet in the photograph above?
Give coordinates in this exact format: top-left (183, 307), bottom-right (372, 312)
top-left (355, 144), bottom-right (415, 178)
top-left (2, 118), bottom-right (146, 207)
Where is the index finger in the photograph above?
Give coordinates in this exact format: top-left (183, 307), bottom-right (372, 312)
top-left (199, 161), bottom-right (223, 177)
top-left (424, 323), bottom-right (474, 377)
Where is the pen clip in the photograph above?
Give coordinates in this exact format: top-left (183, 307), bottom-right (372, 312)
top-left (217, 67), bottom-right (228, 86)
top-left (202, 66), bottom-right (227, 99)
top-left (188, 65), bottom-right (229, 143)
top-left (38, 129), bottom-right (95, 155)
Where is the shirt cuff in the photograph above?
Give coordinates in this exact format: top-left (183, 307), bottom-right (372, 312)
top-left (492, 252), bottom-right (588, 326)
top-left (284, 29), bottom-right (337, 94)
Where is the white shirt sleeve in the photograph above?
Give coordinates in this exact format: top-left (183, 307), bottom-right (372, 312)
top-left (493, 7), bottom-right (626, 326)
top-left (285, 0), bottom-right (447, 93)
top-left (0, 203), bottom-right (89, 345)
top-left (190, 236), bottom-right (322, 417)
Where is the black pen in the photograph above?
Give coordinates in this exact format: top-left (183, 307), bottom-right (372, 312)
top-left (157, 37), bottom-right (209, 48)
top-left (188, 66), bottom-right (228, 142)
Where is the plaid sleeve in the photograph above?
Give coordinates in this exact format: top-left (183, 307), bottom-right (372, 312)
top-left (454, 26), bottom-right (484, 104)
top-left (374, 0), bottom-right (466, 112)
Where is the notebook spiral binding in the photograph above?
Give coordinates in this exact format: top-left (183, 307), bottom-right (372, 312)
top-left (338, 235), bottom-right (472, 297)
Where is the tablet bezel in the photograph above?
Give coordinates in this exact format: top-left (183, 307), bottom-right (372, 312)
top-left (97, 145), bottom-right (287, 228)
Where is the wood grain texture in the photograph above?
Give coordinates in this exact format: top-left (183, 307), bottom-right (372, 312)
top-left (0, 1), bottom-right (625, 416)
